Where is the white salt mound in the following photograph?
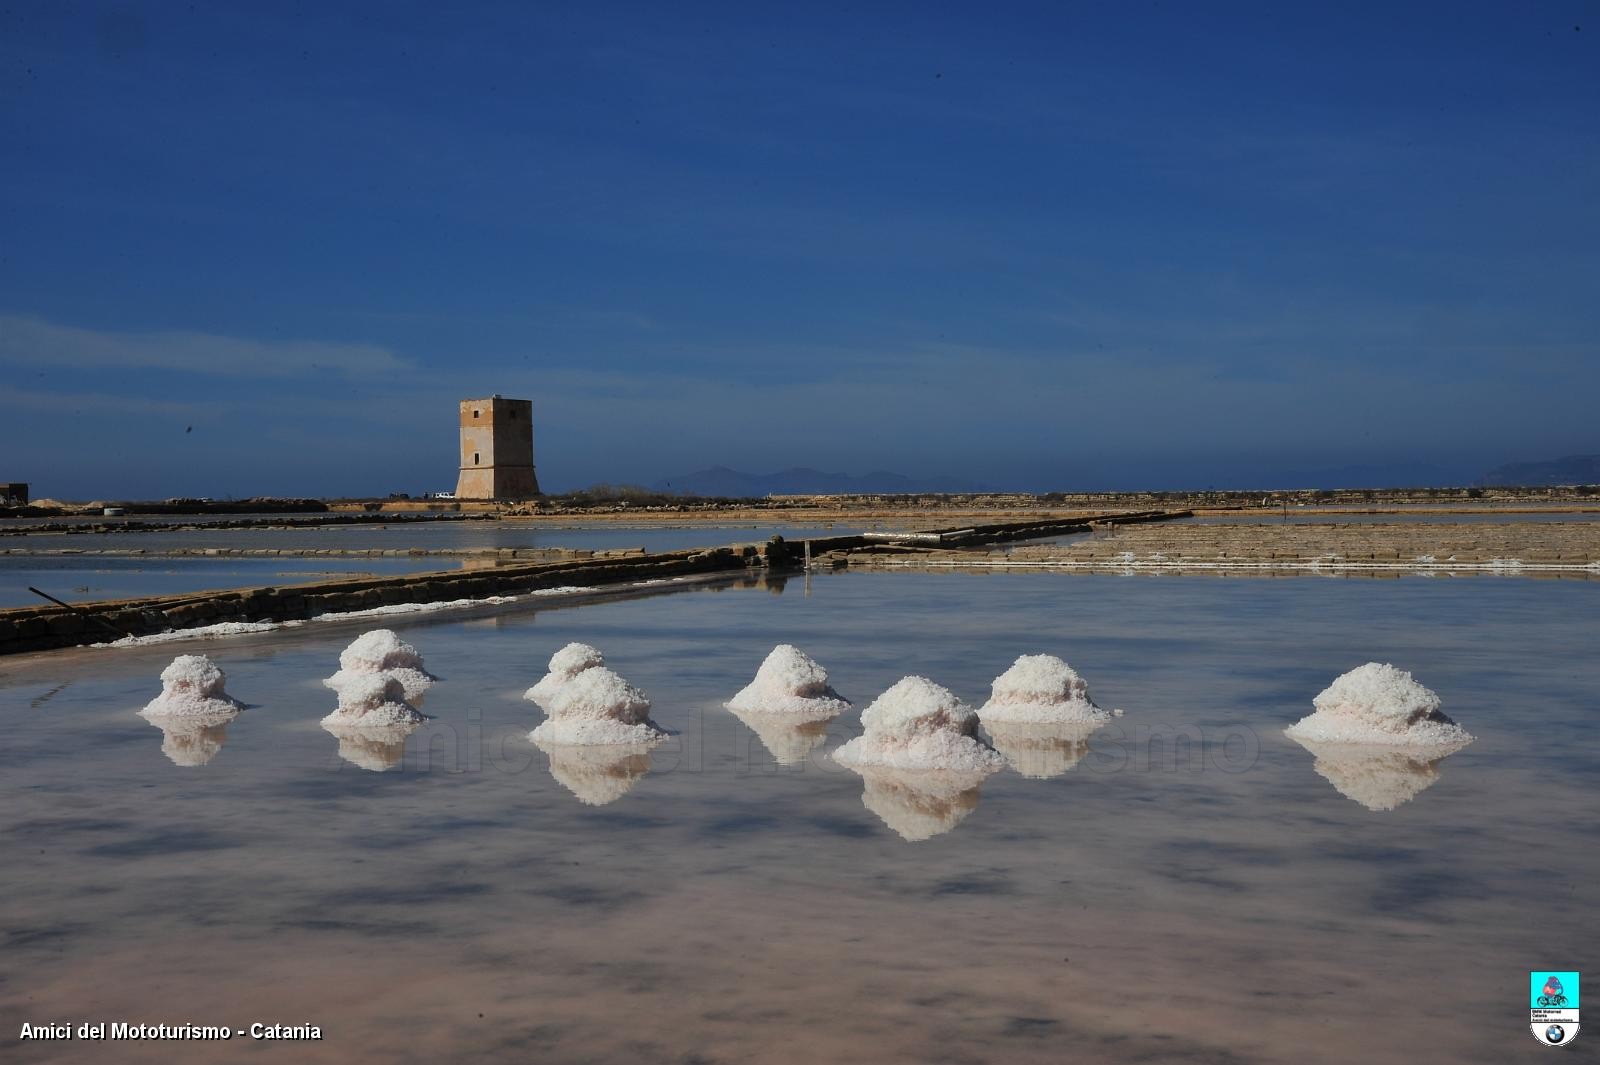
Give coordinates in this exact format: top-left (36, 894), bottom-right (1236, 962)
top-left (833, 676), bottom-right (1004, 773)
top-left (525, 642), bottom-right (606, 707)
top-left (140, 654), bottom-right (243, 718)
top-left (855, 767), bottom-right (988, 842)
top-left (979, 654), bottom-right (1112, 725)
top-left (321, 674), bottom-right (426, 728)
top-left (533, 737), bottom-right (659, 805)
top-left (530, 666), bottom-right (663, 746)
top-left (323, 629), bottom-right (434, 701)
top-left (1284, 663), bottom-right (1473, 747)
top-left (727, 644), bottom-right (850, 716)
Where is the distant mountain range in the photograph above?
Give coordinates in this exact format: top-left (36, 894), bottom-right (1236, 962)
top-left (1481, 454), bottom-right (1600, 487)
top-left (653, 466), bottom-right (991, 497)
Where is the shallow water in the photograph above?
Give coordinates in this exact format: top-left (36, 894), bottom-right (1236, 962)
top-left (0, 523), bottom-right (864, 607)
top-left (1, 572), bottom-right (1595, 1064)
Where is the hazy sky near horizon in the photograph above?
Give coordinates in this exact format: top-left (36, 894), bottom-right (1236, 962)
top-left (2, 1), bottom-right (1597, 497)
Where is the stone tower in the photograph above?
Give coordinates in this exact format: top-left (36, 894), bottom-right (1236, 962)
top-left (454, 396), bottom-right (541, 500)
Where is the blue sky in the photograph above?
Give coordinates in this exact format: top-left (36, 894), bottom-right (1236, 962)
top-left (1, 1), bottom-right (1596, 497)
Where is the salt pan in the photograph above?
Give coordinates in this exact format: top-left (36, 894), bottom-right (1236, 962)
top-left (979, 654), bottom-right (1112, 725)
top-left (323, 629), bottom-right (435, 701)
top-left (727, 644), bottom-right (850, 716)
top-left (530, 666), bottom-right (663, 746)
top-left (526, 642), bottom-right (606, 708)
top-left (1284, 663), bottom-right (1473, 747)
top-left (140, 654), bottom-right (243, 718)
top-left (833, 676), bottom-right (1004, 772)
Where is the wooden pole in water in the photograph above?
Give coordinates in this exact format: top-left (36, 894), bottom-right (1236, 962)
top-left (27, 587), bottom-right (135, 639)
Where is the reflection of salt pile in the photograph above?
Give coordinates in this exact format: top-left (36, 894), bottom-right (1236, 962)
top-left (526, 642), bottom-right (605, 708)
top-left (833, 677), bottom-right (1004, 772)
top-left (978, 654), bottom-right (1112, 725)
top-left (323, 629), bottom-right (434, 701)
top-left (533, 737), bottom-right (657, 805)
top-left (148, 714), bottom-right (235, 767)
top-left (321, 675), bottom-right (427, 728)
top-left (323, 714), bottom-right (423, 772)
top-left (982, 720), bottom-right (1103, 779)
top-left (1287, 737), bottom-right (1463, 811)
top-left (727, 644), bottom-right (850, 716)
top-left (140, 654), bottom-right (244, 718)
top-left (729, 707), bottom-right (834, 765)
top-left (855, 767), bottom-right (987, 841)
top-left (530, 667), bottom-right (664, 745)
top-left (1285, 663), bottom-right (1474, 747)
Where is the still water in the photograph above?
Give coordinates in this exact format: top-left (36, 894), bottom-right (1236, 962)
top-left (1, 572), bottom-right (1594, 1064)
top-left (0, 524), bottom-right (863, 608)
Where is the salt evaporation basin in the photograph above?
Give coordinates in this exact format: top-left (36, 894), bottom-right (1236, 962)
top-left (982, 719), bottom-right (1105, 779)
top-left (140, 654), bottom-right (244, 719)
top-left (323, 629), bottom-right (435, 702)
top-left (321, 674), bottom-right (427, 729)
top-left (526, 642), bottom-right (606, 709)
top-left (855, 766), bottom-right (989, 842)
top-left (833, 676), bottom-right (1004, 772)
top-left (530, 666), bottom-right (665, 746)
top-left (726, 644), bottom-right (850, 716)
top-left (1284, 663), bottom-right (1474, 747)
top-left (1287, 736), bottom-right (1468, 811)
top-left (978, 654), bottom-right (1112, 725)
top-left (533, 738), bottom-right (658, 805)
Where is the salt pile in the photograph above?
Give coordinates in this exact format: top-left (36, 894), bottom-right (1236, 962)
top-left (530, 666), bottom-right (664, 746)
top-left (978, 654), bottom-right (1111, 725)
top-left (140, 654), bottom-right (244, 718)
top-left (1284, 663), bottom-right (1474, 747)
top-left (323, 629), bottom-right (434, 702)
top-left (833, 676), bottom-right (1004, 772)
top-left (321, 675), bottom-right (427, 729)
top-left (727, 644), bottom-right (850, 716)
top-left (1287, 737), bottom-right (1463, 811)
top-left (729, 707), bottom-right (834, 765)
top-left (323, 715), bottom-right (423, 772)
top-left (855, 767), bottom-right (987, 842)
top-left (148, 715), bottom-right (235, 768)
top-left (982, 719), bottom-right (1104, 779)
top-left (533, 737), bottom-right (657, 805)
top-left (525, 642), bottom-right (605, 708)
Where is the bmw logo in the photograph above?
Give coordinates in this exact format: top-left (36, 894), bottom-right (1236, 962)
top-left (1545, 1024), bottom-right (1566, 1044)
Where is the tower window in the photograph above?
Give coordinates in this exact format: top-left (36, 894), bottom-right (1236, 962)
top-left (473, 452), bottom-right (480, 465)
top-left (510, 409), bottom-right (517, 418)
top-left (473, 409), bottom-right (480, 418)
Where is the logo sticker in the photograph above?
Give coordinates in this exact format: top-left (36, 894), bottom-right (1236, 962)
top-left (1530, 971), bottom-right (1580, 1046)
